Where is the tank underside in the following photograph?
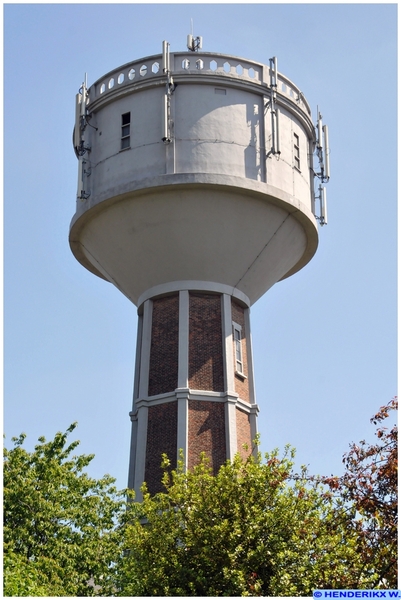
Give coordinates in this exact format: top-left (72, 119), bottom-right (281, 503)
top-left (69, 175), bottom-right (318, 306)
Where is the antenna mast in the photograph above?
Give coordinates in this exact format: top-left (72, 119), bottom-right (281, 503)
top-left (187, 21), bottom-right (202, 52)
top-left (162, 41), bottom-right (174, 143)
top-left (74, 74), bottom-right (91, 200)
top-left (266, 57), bottom-right (280, 157)
top-left (314, 108), bottom-right (331, 225)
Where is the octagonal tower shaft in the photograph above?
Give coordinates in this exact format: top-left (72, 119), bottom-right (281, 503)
top-left (70, 46), bottom-right (320, 499)
top-left (130, 284), bottom-right (258, 496)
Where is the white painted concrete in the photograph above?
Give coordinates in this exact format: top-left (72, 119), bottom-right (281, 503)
top-left (138, 300), bottom-right (152, 399)
top-left (138, 281), bottom-right (250, 309)
top-left (177, 291), bottom-right (189, 389)
top-left (176, 390), bottom-right (189, 470)
top-left (132, 405), bottom-right (148, 501)
top-left (71, 182), bottom-right (316, 307)
top-left (221, 294), bottom-right (235, 393)
top-left (225, 396), bottom-right (239, 460)
top-left (244, 306), bottom-right (256, 406)
top-left (70, 50), bottom-right (318, 308)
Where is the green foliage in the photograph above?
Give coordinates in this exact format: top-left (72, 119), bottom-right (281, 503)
top-left (4, 402), bottom-right (396, 596)
top-left (319, 397), bottom-right (398, 588)
top-left (3, 423), bottom-right (127, 596)
top-left (116, 445), bottom-right (374, 596)
top-left (3, 550), bottom-right (63, 597)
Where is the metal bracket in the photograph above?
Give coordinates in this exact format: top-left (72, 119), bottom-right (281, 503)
top-left (78, 190), bottom-right (90, 201)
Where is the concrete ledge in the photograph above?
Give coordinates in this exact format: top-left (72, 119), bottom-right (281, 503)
top-left (70, 172), bottom-right (318, 225)
top-left (69, 173), bottom-right (319, 306)
top-left (138, 281), bottom-right (250, 309)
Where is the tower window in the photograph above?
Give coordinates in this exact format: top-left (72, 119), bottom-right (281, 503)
top-left (233, 322), bottom-right (244, 375)
top-left (121, 112), bottom-right (130, 150)
top-left (294, 132), bottom-right (300, 170)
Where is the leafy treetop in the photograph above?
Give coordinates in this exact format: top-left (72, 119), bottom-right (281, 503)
top-left (3, 423), bottom-right (127, 597)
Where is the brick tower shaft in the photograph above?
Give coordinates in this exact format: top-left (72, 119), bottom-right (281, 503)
top-left (128, 283), bottom-right (258, 497)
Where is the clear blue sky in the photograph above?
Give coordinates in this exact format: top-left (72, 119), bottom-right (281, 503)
top-left (4, 3), bottom-right (397, 490)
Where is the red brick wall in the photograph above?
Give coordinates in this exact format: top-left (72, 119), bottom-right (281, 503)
top-left (145, 401), bottom-right (177, 495)
top-left (231, 301), bottom-right (250, 403)
top-left (188, 293), bottom-right (224, 392)
top-left (188, 400), bottom-right (226, 474)
top-left (148, 294), bottom-right (179, 397)
top-left (236, 408), bottom-right (252, 461)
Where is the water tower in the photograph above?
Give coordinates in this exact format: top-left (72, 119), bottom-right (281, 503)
top-left (70, 37), bottom-right (330, 498)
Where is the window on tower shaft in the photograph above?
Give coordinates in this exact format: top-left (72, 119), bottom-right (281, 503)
top-left (233, 322), bottom-right (244, 375)
top-left (121, 112), bottom-right (130, 150)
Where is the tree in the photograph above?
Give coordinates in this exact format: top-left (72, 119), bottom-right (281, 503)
top-left (320, 397), bottom-right (398, 588)
top-left (116, 445), bottom-right (375, 596)
top-left (116, 400), bottom-right (397, 596)
top-left (3, 423), bottom-right (126, 597)
top-left (5, 401), bottom-right (396, 596)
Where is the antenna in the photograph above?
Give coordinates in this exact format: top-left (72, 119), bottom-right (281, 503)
top-left (319, 185), bottom-right (327, 225)
top-left (275, 107), bottom-right (280, 155)
top-left (268, 57), bottom-right (278, 90)
top-left (187, 24), bottom-right (202, 52)
top-left (162, 94), bottom-right (169, 141)
top-left (317, 107), bottom-right (323, 149)
top-left (74, 93), bottom-right (82, 150)
top-left (74, 75), bottom-right (89, 154)
top-left (314, 184), bottom-right (327, 226)
top-left (80, 78), bottom-right (87, 118)
top-left (267, 56), bottom-right (280, 157)
top-left (323, 124), bottom-right (330, 180)
top-left (313, 109), bottom-right (330, 222)
top-left (76, 156), bottom-right (90, 200)
top-left (315, 107), bottom-right (330, 183)
top-left (162, 40), bottom-right (170, 73)
top-left (75, 75), bottom-right (91, 198)
top-left (162, 40), bottom-right (174, 143)
top-left (77, 156), bottom-right (83, 198)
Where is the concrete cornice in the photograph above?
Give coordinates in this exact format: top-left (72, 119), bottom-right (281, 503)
top-left (137, 281), bottom-right (250, 309)
top-left (130, 389), bottom-right (259, 413)
top-left (70, 172), bottom-right (317, 232)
